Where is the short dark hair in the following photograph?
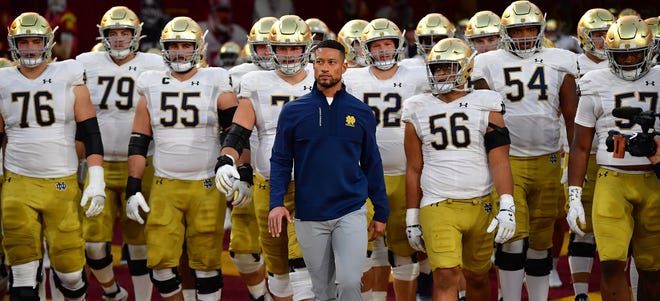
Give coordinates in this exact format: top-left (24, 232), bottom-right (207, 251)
top-left (314, 40), bottom-right (345, 58)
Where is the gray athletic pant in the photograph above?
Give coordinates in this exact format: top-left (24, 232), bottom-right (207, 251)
top-left (294, 205), bottom-right (367, 301)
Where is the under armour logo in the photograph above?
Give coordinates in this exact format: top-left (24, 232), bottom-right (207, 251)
top-left (42, 78), bottom-right (52, 84)
top-left (393, 82), bottom-right (402, 87)
top-left (257, 183), bottom-right (268, 190)
top-left (55, 182), bottom-right (67, 191)
top-left (598, 171), bottom-right (608, 178)
top-left (128, 66), bottom-right (137, 71)
top-left (646, 81), bottom-right (655, 86)
top-left (191, 81), bottom-right (200, 86)
top-left (459, 102), bottom-right (468, 108)
top-left (303, 85), bottom-right (312, 91)
top-left (156, 179), bottom-right (164, 185)
top-left (534, 58), bottom-right (544, 63)
top-left (203, 178), bottom-right (213, 189)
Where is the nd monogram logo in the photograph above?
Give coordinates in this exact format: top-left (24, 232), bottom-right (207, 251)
top-left (345, 115), bottom-right (356, 127)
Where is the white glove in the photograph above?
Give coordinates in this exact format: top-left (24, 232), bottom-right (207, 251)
top-left (215, 155), bottom-right (239, 194)
top-left (227, 180), bottom-right (252, 208)
top-left (566, 186), bottom-right (586, 236)
top-left (126, 192), bottom-right (150, 224)
top-left (487, 194), bottom-right (516, 244)
top-left (80, 166), bottom-right (106, 217)
top-left (405, 208), bottom-right (426, 253)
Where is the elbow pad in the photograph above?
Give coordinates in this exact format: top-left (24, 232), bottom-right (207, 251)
top-left (77, 117), bottom-right (104, 157)
top-left (484, 122), bottom-right (511, 153)
top-left (218, 106), bottom-right (237, 130)
top-left (128, 132), bottom-right (152, 157)
top-left (222, 123), bottom-right (252, 156)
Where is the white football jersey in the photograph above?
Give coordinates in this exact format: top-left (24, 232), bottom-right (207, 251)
top-left (238, 69), bottom-right (315, 179)
top-left (228, 62), bottom-right (263, 93)
top-left (343, 65), bottom-right (428, 175)
top-left (77, 52), bottom-right (167, 161)
top-left (399, 56), bottom-right (424, 68)
top-left (402, 90), bottom-right (505, 206)
top-left (137, 68), bottom-right (233, 180)
top-left (576, 54), bottom-right (608, 78)
top-left (0, 60), bottom-right (83, 178)
top-left (576, 66), bottom-right (660, 167)
top-left (473, 48), bottom-right (578, 156)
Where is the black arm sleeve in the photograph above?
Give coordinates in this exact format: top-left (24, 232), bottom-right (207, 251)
top-left (128, 132), bottom-right (152, 157)
top-left (484, 122), bottom-right (511, 153)
top-left (218, 106), bottom-right (238, 130)
top-left (77, 117), bottom-right (104, 157)
top-left (222, 123), bottom-right (252, 156)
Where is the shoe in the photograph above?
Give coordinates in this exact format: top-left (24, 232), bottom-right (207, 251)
top-left (575, 293), bottom-right (589, 301)
top-left (103, 283), bottom-right (128, 301)
top-left (549, 268), bottom-right (562, 288)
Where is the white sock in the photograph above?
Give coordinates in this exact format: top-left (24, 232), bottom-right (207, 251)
top-left (372, 291), bottom-right (388, 301)
top-left (499, 269), bottom-right (524, 301)
top-left (248, 279), bottom-right (268, 299)
top-left (552, 257), bottom-right (559, 271)
top-left (361, 289), bottom-right (373, 301)
top-left (573, 283), bottom-right (588, 296)
top-left (458, 290), bottom-right (466, 298)
top-left (525, 275), bottom-right (550, 301)
top-left (132, 274), bottom-right (153, 300)
top-left (182, 288), bottom-right (196, 301)
top-left (630, 257), bottom-right (639, 301)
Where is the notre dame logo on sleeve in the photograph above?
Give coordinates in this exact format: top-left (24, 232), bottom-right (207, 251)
top-left (345, 115), bottom-right (356, 127)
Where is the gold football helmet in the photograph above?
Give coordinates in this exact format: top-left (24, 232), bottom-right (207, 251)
top-left (91, 42), bottom-right (106, 52)
top-left (415, 13), bottom-right (455, 56)
top-left (500, 0), bottom-right (546, 58)
top-left (219, 41), bottom-right (240, 67)
top-left (98, 6), bottom-right (142, 59)
top-left (268, 15), bottom-right (313, 75)
top-left (305, 18), bottom-right (331, 44)
top-left (360, 18), bottom-right (405, 70)
top-left (337, 19), bottom-right (369, 66)
top-left (160, 16), bottom-right (206, 72)
top-left (7, 12), bottom-right (55, 67)
top-left (577, 8), bottom-right (615, 59)
top-left (646, 17), bottom-right (660, 64)
top-left (605, 16), bottom-right (654, 80)
top-left (464, 11), bottom-right (501, 53)
top-left (426, 38), bottom-right (475, 95)
top-left (238, 43), bottom-right (253, 64)
top-left (248, 16), bottom-right (277, 69)
top-left (618, 8), bottom-right (640, 18)
top-left (0, 57), bottom-right (15, 68)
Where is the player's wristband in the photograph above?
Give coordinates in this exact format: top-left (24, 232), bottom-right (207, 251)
top-left (237, 163), bottom-right (254, 185)
top-left (214, 154), bottom-right (235, 172)
top-left (126, 176), bottom-right (142, 199)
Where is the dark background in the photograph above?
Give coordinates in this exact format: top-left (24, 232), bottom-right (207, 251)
top-left (1, 0), bottom-right (657, 59)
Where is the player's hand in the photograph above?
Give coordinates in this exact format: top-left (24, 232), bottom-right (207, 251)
top-left (80, 165), bottom-right (106, 217)
top-left (214, 155), bottom-right (239, 194)
top-left (126, 192), bottom-right (150, 224)
top-left (227, 180), bottom-right (252, 208)
top-left (487, 194), bottom-right (516, 243)
top-left (405, 208), bottom-right (426, 253)
top-left (368, 220), bottom-right (386, 242)
top-left (268, 206), bottom-right (291, 238)
top-left (566, 186), bottom-right (586, 236)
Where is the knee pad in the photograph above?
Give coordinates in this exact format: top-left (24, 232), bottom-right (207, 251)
top-left (568, 233), bottom-right (596, 258)
top-left (267, 273), bottom-right (292, 298)
top-left (150, 268), bottom-right (182, 297)
top-left (125, 244), bottom-right (149, 276)
top-left (9, 260), bottom-right (40, 289)
top-left (85, 242), bottom-right (112, 270)
top-left (9, 287), bottom-right (39, 301)
top-left (389, 254), bottom-right (419, 281)
top-left (52, 269), bottom-right (87, 299)
top-left (371, 240), bottom-right (389, 267)
top-left (525, 249), bottom-right (552, 277)
top-left (288, 257), bottom-right (306, 271)
top-left (192, 269), bottom-right (223, 295)
top-left (290, 268), bottom-right (314, 301)
top-left (230, 252), bottom-right (263, 274)
top-left (495, 239), bottom-right (528, 271)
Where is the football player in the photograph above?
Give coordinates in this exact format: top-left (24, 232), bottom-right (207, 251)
top-left (215, 15), bottom-right (315, 301)
top-left (472, 1), bottom-right (579, 300)
top-left (464, 11), bottom-right (502, 54)
top-left (342, 18), bottom-right (428, 301)
top-left (218, 41), bottom-right (241, 68)
top-left (565, 8), bottom-right (616, 301)
top-left (404, 37), bottom-right (515, 301)
top-left (226, 16), bottom-right (278, 301)
top-left (0, 12), bottom-right (106, 301)
top-left (401, 13), bottom-right (455, 67)
top-left (125, 16), bottom-right (238, 301)
top-left (336, 19), bottom-right (370, 68)
top-left (305, 18), bottom-right (331, 46)
top-left (645, 16), bottom-right (659, 65)
top-left (75, 6), bottom-right (167, 300)
top-left (567, 16), bottom-right (660, 301)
